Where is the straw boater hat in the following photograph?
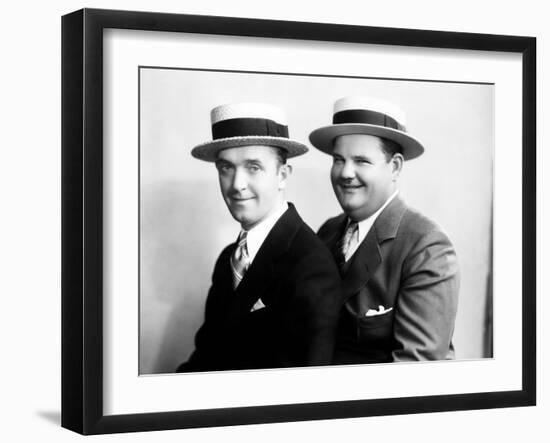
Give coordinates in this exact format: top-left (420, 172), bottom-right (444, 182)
top-left (309, 96), bottom-right (425, 160)
top-left (191, 102), bottom-right (309, 162)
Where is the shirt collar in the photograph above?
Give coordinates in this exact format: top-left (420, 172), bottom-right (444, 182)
top-left (348, 190), bottom-right (399, 256)
top-left (241, 200), bottom-right (289, 263)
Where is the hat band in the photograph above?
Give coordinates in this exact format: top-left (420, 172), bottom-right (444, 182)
top-left (212, 118), bottom-right (289, 140)
top-left (333, 110), bottom-right (405, 131)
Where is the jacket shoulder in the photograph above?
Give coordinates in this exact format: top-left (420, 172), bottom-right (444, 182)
top-left (288, 215), bottom-right (336, 260)
top-left (210, 243), bottom-right (234, 277)
top-left (317, 213), bottom-right (346, 238)
top-left (398, 206), bottom-right (454, 245)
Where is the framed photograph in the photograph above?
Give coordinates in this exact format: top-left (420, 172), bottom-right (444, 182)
top-left (62, 8), bottom-right (536, 435)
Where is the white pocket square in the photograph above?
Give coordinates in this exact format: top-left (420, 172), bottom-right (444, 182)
top-left (250, 298), bottom-right (266, 312)
top-left (365, 305), bottom-right (393, 317)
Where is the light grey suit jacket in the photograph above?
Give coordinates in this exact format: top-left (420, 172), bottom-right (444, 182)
top-left (318, 196), bottom-right (460, 364)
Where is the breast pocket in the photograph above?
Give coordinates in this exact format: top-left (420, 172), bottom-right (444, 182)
top-left (357, 310), bottom-right (394, 345)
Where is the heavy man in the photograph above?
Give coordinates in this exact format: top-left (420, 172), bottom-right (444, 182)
top-left (310, 97), bottom-right (460, 364)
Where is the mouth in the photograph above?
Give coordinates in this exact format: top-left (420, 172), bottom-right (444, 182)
top-left (229, 196), bottom-right (255, 203)
top-left (338, 183), bottom-right (364, 191)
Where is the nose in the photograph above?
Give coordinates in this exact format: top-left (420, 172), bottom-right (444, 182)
top-left (231, 167), bottom-right (247, 191)
top-left (339, 160), bottom-right (355, 180)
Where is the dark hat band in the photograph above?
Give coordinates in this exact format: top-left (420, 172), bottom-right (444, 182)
top-left (333, 110), bottom-right (405, 132)
top-left (212, 118), bottom-right (289, 140)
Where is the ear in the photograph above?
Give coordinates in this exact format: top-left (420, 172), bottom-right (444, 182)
top-left (278, 164), bottom-right (292, 190)
top-left (390, 153), bottom-right (404, 181)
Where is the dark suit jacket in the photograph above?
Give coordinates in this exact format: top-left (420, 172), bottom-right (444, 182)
top-left (318, 196), bottom-right (459, 364)
top-left (177, 203), bottom-right (341, 372)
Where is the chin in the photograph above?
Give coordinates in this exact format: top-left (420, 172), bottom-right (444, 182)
top-left (338, 200), bottom-right (365, 217)
top-left (237, 214), bottom-right (251, 224)
top-left (337, 197), bottom-right (359, 212)
top-left (231, 211), bottom-right (256, 228)
top-left (228, 208), bottom-right (246, 222)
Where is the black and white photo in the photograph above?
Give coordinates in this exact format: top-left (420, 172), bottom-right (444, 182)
top-left (138, 68), bottom-right (493, 374)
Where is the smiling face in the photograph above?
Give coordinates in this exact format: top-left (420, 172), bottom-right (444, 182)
top-left (330, 134), bottom-right (403, 221)
top-left (215, 145), bottom-right (290, 230)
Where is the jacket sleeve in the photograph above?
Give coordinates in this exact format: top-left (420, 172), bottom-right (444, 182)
top-left (287, 247), bottom-right (342, 366)
top-left (176, 248), bottom-right (231, 372)
top-left (391, 229), bottom-right (460, 361)
top-left (175, 283), bottom-right (218, 372)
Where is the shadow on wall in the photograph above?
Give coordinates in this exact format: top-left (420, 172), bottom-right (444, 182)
top-left (36, 410), bottom-right (60, 426)
top-left (483, 212), bottom-right (494, 358)
top-left (140, 179), bottom-right (232, 374)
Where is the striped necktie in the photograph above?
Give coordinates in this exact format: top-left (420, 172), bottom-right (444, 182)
top-left (231, 231), bottom-right (250, 289)
top-left (336, 220), bottom-right (359, 268)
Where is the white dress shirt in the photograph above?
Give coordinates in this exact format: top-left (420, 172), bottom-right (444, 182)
top-left (344, 190), bottom-right (399, 261)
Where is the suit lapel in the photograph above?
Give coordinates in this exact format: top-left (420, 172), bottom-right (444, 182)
top-left (341, 230), bottom-right (381, 300)
top-left (341, 196), bottom-right (408, 301)
top-left (232, 203), bottom-right (302, 314)
top-left (324, 215), bottom-right (347, 257)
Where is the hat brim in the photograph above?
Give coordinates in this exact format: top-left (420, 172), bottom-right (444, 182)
top-left (191, 136), bottom-right (309, 162)
top-left (309, 124), bottom-right (424, 160)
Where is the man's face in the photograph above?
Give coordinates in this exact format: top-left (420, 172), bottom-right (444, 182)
top-left (216, 145), bottom-right (288, 230)
top-left (330, 134), bottom-right (401, 221)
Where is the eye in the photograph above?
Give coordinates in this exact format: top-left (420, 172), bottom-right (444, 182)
top-left (247, 164), bottom-right (261, 173)
top-left (355, 158), bottom-right (372, 165)
top-left (216, 162), bottom-right (233, 174)
top-left (332, 156), bottom-right (344, 164)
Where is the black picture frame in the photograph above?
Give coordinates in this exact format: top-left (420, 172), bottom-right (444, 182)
top-left (61, 8), bottom-right (536, 435)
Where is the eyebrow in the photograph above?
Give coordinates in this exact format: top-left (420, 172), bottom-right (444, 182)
top-left (352, 155), bottom-right (372, 161)
top-left (243, 158), bottom-right (264, 165)
top-left (332, 153), bottom-right (372, 161)
top-left (215, 158), bottom-right (265, 166)
top-left (215, 159), bottom-right (233, 167)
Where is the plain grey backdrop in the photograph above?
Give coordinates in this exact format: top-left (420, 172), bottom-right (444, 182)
top-left (139, 67), bottom-right (493, 374)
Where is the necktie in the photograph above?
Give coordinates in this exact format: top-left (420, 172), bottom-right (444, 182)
top-left (336, 220), bottom-right (359, 268)
top-left (231, 231), bottom-right (250, 289)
